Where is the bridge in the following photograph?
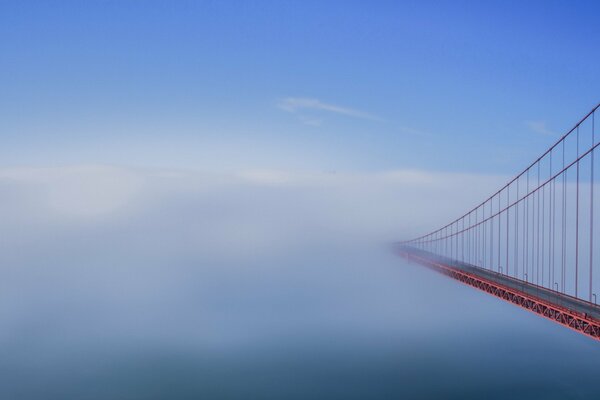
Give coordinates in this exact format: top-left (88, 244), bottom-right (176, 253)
top-left (396, 103), bottom-right (600, 341)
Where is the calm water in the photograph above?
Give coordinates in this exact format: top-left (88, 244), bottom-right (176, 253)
top-left (2, 244), bottom-right (599, 399)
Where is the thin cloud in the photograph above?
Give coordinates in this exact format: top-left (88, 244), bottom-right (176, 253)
top-left (395, 125), bottom-right (433, 138)
top-left (278, 97), bottom-right (383, 122)
top-left (298, 115), bottom-right (323, 127)
top-left (526, 120), bottom-right (557, 136)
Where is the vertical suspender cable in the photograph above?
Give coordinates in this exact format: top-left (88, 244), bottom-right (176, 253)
top-left (534, 161), bottom-right (540, 285)
top-left (507, 186), bottom-right (510, 276)
top-left (590, 113), bottom-right (595, 302)
top-left (498, 193), bottom-right (501, 272)
top-left (515, 178), bottom-right (519, 278)
top-left (548, 151), bottom-right (556, 289)
top-left (561, 140), bottom-right (567, 293)
top-left (523, 169), bottom-right (529, 280)
top-left (542, 171), bottom-right (546, 286)
top-left (576, 126), bottom-right (580, 298)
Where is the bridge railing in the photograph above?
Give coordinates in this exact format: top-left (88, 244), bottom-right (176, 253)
top-left (402, 103), bottom-right (600, 305)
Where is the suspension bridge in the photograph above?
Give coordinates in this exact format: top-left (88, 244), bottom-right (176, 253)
top-left (396, 103), bottom-right (600, 341)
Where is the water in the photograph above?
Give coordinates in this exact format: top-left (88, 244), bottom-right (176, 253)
top-left (2, 247), bottom-right (599, 399)
top-left (0, 167), bottom-right (599, 398)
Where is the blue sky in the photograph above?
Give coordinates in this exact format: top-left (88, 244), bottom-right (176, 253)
top-left (1, 0), bottom-right (598, 173)
top-left (3, 4), bottom-right (600, 395)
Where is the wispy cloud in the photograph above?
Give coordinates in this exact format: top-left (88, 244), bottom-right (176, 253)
top-left (298, 115), bottom-right (323, 127)
top-left (278, 97), bottom-right (432, 136)
top-left (395, 125), bottom-right (433, 137)
top-left (526, 120), bottom-right (557, 136)
top-left (278, 97), bottom-right (383, 122)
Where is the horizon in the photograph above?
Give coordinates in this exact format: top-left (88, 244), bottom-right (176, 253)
top-left (2, 1), bottom-right (600, 399)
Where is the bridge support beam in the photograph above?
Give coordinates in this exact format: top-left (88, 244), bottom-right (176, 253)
top-left (399, 249), bottom-right (600, 341)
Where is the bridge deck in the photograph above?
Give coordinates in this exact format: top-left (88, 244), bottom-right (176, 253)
top-left (449, 256), bottom-right (600, 321)
top-left (398, 246), bottom-right (600, 340)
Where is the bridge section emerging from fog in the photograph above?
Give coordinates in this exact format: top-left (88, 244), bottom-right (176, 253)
top-left (397, 103), bottom-right (600, 341)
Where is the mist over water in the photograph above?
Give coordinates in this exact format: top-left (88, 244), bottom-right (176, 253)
top-left (1, 166), bottom-right (599, 399)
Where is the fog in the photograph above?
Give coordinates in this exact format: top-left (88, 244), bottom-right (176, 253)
top-left (1, 165), bottom-right (600, 399)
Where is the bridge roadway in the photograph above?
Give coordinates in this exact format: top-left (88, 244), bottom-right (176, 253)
top-left (402, 246), bottom-right (600, 322)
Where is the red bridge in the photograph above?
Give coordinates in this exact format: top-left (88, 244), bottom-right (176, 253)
top-left (396, 103), bottom-right (600, 341)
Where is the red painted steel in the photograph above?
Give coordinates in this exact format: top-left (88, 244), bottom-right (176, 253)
top-left (398, 247), bottom-right (600, 341)
top-left (398, 104), bottom-right (600, 340)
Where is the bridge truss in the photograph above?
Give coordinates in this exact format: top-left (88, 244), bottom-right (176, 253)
top-left (398, 103), bottom-right (600, 341)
